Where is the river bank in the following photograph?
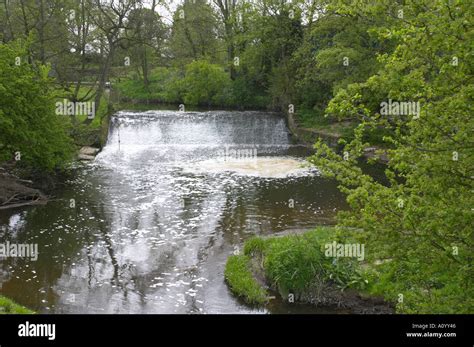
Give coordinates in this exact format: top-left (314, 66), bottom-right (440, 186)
top-left (0, 168), bottom-right (47, 210)
top-left (0, 296), bottom-right (34, 314)
top-left (285, 109), bottom-right (389, 163)
top-left (0, 152), bottom-right (99, 212)
top-left (0, 93), bottom-right (114, 211)
top-left (224, 227), bottom-right (394, 314)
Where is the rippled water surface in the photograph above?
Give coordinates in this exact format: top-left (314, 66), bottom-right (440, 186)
top-left (0, 110), bottom-right (349, 313)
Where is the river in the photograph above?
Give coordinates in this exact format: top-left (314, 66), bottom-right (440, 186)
top-left (0, 110), bottom-right (350, 313)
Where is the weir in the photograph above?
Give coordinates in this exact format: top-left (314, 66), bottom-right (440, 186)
top-left (0, 109), bottom-right (348, 314)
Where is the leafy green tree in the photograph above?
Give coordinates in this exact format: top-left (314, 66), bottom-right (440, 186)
top-left (232, 0), bottom-right (304, 108)
top-left (291, 3), bottom-right (396, 121)
top-left (125, 6), bottom-right (167, 87)
top-left (309, 0), bottom-right (474, 313)
top-left (0, 40), bottom-right (74, 172)
top-left (169, 0), bottom-right (221, 66)
top-left (183, 60), bottom-right (232, 106)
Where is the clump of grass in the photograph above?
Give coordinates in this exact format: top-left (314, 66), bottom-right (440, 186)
top-left (263, 229), bottom-right (364, 298)
top-left (0, 296), bottom-right (34, 314)
top-left (243, 237), bottom-right (267, 256)
top-left (264, 232), bottom-right (327, 297)
top-left (225, 227), bottom-right (366, 306)
top-left (224, 255), bottom-right (268, 305)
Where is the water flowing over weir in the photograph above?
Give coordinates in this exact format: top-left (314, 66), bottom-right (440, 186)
top-left (0, 110), bottom-right (349, 313)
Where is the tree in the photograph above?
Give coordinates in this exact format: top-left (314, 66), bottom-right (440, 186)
top-left (90, 0), bottom-right (138, 120)
top-left (125, 5), bottom-right (167, 87)
top-left (0, 40), bottom-right (74, 172)
top-left (308, 0), bottom-right (474, 313)
top-left (169, 0), bottom-right (220, 65)
top-left (212, 0), bottom-right (238, 78)
top-left (183, 59), bottom-right (232, 106)
top-left (238, 0), bottom-right (304, 108)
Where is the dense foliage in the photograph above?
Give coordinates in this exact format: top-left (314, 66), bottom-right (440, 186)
top-left (308, 0), bottom-right (473, 313)
top-left (0, 41), bottom-right (73, 172)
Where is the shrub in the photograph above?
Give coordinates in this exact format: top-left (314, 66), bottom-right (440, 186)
top-left (183, 60), bottom-right (233, 106)
top-left (0, 40), bottom-right (74, 172)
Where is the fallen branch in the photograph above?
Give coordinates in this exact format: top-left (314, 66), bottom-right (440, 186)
top-left (0, 198), bottom-right (47, 210)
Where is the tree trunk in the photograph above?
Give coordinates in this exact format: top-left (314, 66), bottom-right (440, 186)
top-left (87, 41), bottom-right (114, 124)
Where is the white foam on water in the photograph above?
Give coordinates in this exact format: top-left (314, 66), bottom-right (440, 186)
top-left (183, 156), bottom-right (318, 178)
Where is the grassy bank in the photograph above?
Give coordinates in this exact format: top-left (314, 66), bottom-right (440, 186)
top-left (0, 296), bottom-right (34, 314)
top-left (295, 108), bottom-right (357, 140)
top-left (224, 227), bottom-right (389, 311)
top-left (226, 225), bottom-right (473, 313)
top-left (292, 108), bottom-right (393, 152)
top-left (224, 255), bottom-right (268, 305)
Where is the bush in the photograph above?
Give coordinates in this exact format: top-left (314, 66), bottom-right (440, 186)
top-left (0, 40), bottom-right (74, 172)
top-left (116, 63), bottom-right (234, 106)
top-left (183, 60), bottom-right (233, 106)
top-left (116, 62), bottom-right (273, 109)
top-left (115, 67), bottom-right (185, 103)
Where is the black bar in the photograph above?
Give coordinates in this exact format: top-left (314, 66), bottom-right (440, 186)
top-left (0, 314), bottom-right (472, 346)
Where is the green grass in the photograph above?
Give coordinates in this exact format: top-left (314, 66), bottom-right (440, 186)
top-left (263, 232), bottom-right (330, 296)
top-left (225, 227), bottom-right (367, 305)
top-left (362, 258), bottom-right (474, 314)
top-left (115, 67), bottom-right (184, 103)
top-left (296, 108), bottom-right (357, 140)
top-left (296, 108), bottom-right (394, 148)
top-left (224, 255), bottom-right (268, 305)
top-left (243, 237), bottom-right (267, 256)
top-left (0, 295), bottom-right (34, 314)
top-left (260, 228), bottom-right (364, 297)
